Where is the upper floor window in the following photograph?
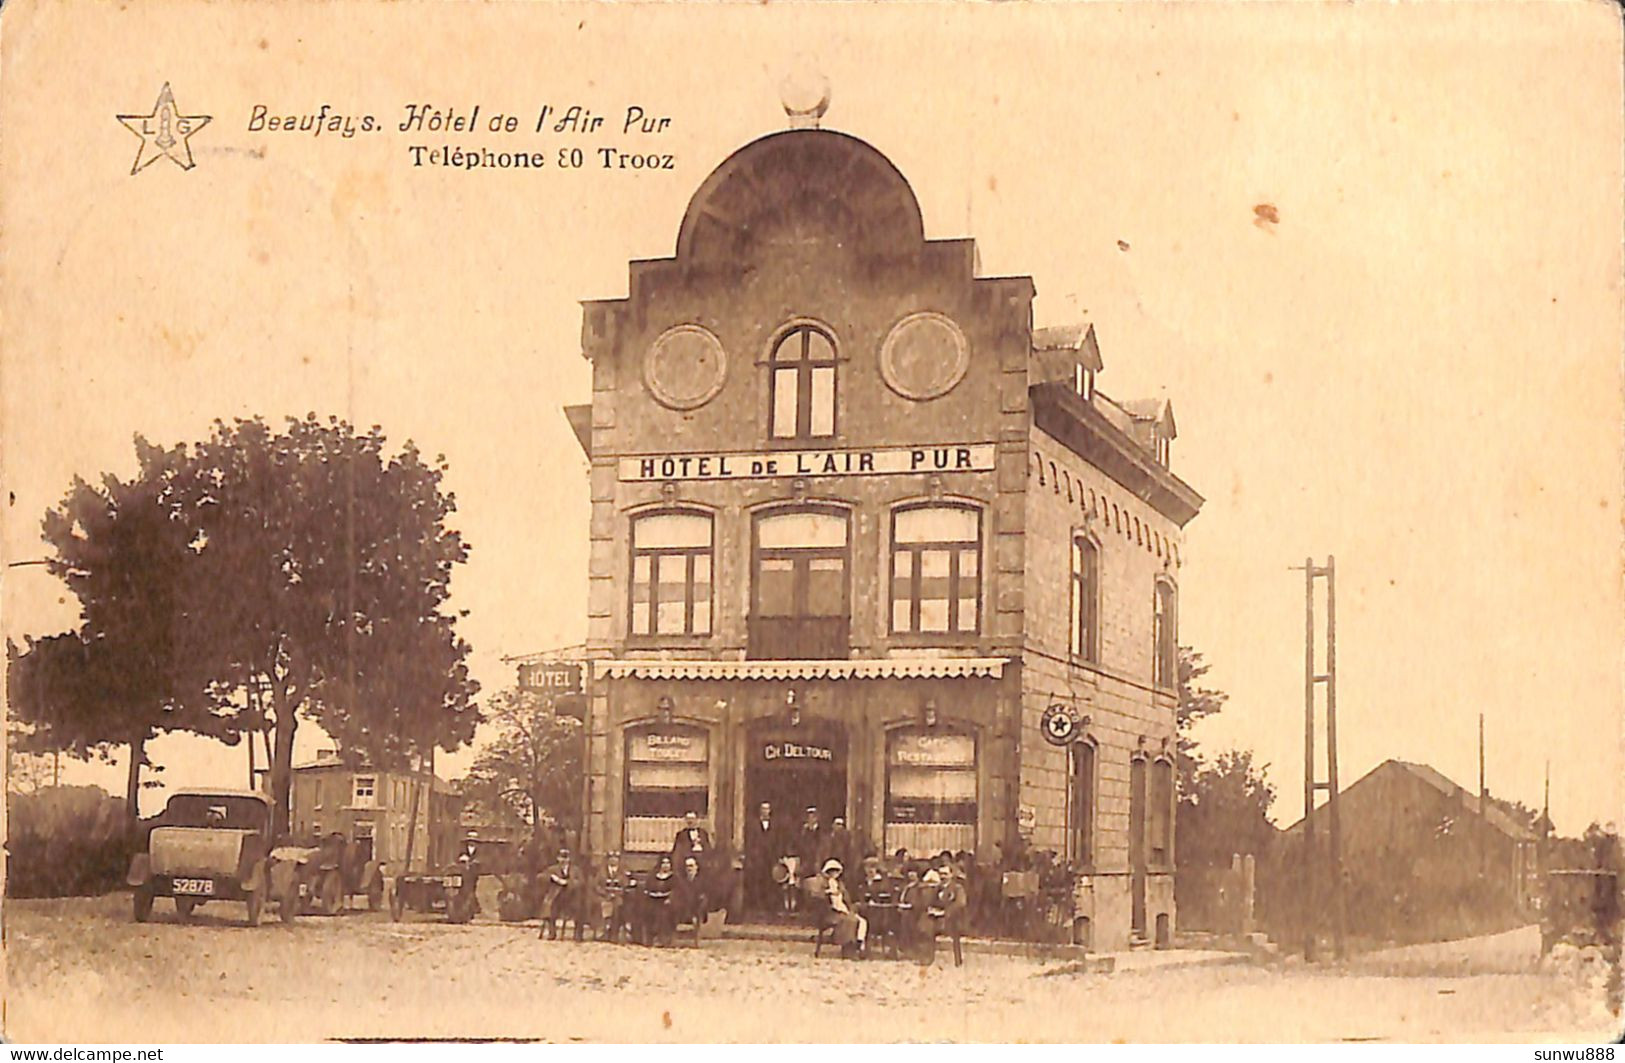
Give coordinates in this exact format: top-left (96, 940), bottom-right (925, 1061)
top-left (352, 775), bottom-right (377, 809)
top-left (753, 509), bottom-right (848, 618)
top-left (751, 507), bottom-right (849, 659)
top-left (1072, 364), bottom-right (1095, 401)
top-left (1156, 435), bottom-right (1170, 467)
top-left (631, 510), bottom-right (713, 637)
top-left (768, 325), bottom-right (837, 440)
top-left (1153, 580), bottom-right (1177, 689)
top-left (890, 504), bottom-right (981, 634)
top-left (1071, 536), bottom-right (1100, 662)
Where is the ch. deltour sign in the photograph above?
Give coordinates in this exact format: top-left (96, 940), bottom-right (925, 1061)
top-left (619, 443), bottom-right (997, 483)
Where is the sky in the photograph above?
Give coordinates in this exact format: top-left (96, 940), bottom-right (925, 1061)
top-left (3, 2), bottom-right (1621, 833)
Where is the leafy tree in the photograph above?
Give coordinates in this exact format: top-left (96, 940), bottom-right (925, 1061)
top-left (1172, 644), bottom-right (1278, 869)
top-left (172, 415), bottom-right (481, 834)
top-left (12, 439), bottom-right (239, 825)
top-left (1176, 645), bottom-right (1229, 796)
top-left (457, 686), bottom-right (583, 837)
top-left (1176, 749), bottom-right (1278, 867)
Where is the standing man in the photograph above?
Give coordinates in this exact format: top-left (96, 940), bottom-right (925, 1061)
top-left (672, 811), bottom-right (712, 870)
top-left (744, 801), bottom-right (780, 913)
top-left (792, 807), bottom-right (824, 907)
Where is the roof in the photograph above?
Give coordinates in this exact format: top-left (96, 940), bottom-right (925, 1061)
top-left (563, 404), bottom-right (592, 459)
top-left (1030, 323), bottom-right (1104, 386)
top-left (674, 128), bottom-right (924, 267)
top-left (1281, 759), bottom-right (1539, 842)
top-left (1390, 760), bottom-right (1539, 841)
top-left (596, 656), bottom-right (1011, 681)
top-left (1118, 396), bottom-right (1177, 440)
top-left (169, 789), bottom-right (271, 803)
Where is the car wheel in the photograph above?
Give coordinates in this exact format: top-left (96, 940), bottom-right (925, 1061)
top-left (367, 874), bottom-right (383, 912)
top-left (245, 889), bottom-right (263, 927)
top-left (133, 885), bottom-right (154, 923)
top-left (176, 897), bottom-right (197, 922)
top-left (280, 879), bottom-right (300, 924)
top-left (389, 884), bottom-right (406, 922)
top-left (319, 870), bottom-right (343, 915)
top-left (448, 892), bottom-right (474, 924)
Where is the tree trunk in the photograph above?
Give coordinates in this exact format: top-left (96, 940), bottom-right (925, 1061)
top-left (270, 708), bottom-right (297, 838)
top-left (125, 733), bottom-right (147, 830)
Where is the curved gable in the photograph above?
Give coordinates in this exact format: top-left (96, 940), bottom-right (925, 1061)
top-left (674, 129), bottom-right (925, 266)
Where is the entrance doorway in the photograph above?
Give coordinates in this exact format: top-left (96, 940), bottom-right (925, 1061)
top-left (742, 716), bottom-right (848, 914)
top-left (1130, 756), bottom-right (1148, 939)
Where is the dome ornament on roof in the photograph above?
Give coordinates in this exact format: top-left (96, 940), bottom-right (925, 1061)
top-left (778, 69), bottom-right (830, 129)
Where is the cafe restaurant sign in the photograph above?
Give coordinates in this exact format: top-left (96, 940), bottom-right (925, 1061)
top-left (620, 443), bottom-right (997, 483)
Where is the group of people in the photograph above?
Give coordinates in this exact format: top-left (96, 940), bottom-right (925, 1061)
top-left (743, 802), bottom-right (862, 913)
top-left (485, 807), bottom-right (1000, 962)
top-left (814, 848), bottom-right (972, 965)
top-left (531, 812), bottom-right (727, 947)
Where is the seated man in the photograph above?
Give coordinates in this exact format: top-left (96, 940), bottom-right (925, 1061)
top-left (820, 859), bottom-right (868, 959)
top-left (538, 847), bottom-right (582, 941)
top-left (674, 855), bottom-right (709, 932)
top-left (595, 852), bottom-right (630, 943)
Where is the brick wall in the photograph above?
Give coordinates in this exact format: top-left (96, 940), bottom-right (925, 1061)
top-left (1018, 427), bottom-right (1183, 891)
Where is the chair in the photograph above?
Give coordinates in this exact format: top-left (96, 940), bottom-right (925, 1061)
top-left (807, 892), bottom-right (838, 956)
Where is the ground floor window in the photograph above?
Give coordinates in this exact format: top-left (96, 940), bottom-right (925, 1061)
top-left (1068, 742), bottom-right (1096, 867)
top-left (884, 728), bottom-right (977, 855)
top-left (623, 724), bottom-right (710, 853)
top-left (1151, 757), bottom-right (1173, 866)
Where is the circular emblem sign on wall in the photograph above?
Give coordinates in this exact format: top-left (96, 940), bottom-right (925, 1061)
top-left (1040, 702), bottom-right (1080, 747)
top-left (644, 324), bottom-right (728, 410)
top-left (879, 312), bottom-right (969, 401)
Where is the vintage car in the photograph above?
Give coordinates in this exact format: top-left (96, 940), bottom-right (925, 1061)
top-left (127, 789), bottom-right (296, 925)
top-left (271, 832), bottom-right (385, 915)
top-left (392, 851), bottom-right (480, 924)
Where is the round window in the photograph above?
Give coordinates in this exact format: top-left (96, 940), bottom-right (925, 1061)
top-left (645, 325), bottom-right (728, 410)
top-left (880, 312), bottom-right (969, 401)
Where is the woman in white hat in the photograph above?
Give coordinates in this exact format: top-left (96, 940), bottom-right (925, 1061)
top-left (820, 858), bottom-right (867, 958)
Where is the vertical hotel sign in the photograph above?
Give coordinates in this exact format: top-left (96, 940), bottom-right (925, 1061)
top-left (619, 443), bottom-right (997, 482)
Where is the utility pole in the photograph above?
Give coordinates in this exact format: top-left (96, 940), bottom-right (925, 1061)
top-left (1295, 556), bottom-right (1344, 961)
top-left (1478, 714), bottom-right (1487, 877)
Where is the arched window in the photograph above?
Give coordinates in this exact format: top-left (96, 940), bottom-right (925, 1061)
top-left (768, 325), bottom-right (837, 440)
top-left (885, 726), bottom-right (977, 854)
top-left (890, 504), bottom-right (981, 634)
top-left (1070, 536), bottom-right (1099, 662)
top-left (630, 510), bottom-right (713, 636)
top-left (623, 723), bottom-right (710, 853)
top-left (1068, 741), bottom-right (1097, 866)
top-left (1154, 580), bottom-right (1178, 689)
top-left (751, 507), bottom-right (850, 658)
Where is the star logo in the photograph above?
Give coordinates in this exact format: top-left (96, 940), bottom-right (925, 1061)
top-left (118, 83), bottom-right (211, 175)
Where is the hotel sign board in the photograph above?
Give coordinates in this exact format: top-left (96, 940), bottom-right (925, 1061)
top-left (619, 443), bottom-right (997, 483)
top-left (519, 661), bottom-right (584, 696)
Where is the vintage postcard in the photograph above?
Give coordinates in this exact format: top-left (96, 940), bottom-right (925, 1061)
top-left (2, 0), bottom-right (1621, 1046)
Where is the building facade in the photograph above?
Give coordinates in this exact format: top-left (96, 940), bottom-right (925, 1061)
top-left (565, 122), bottom-right (1202, 949)
top-left (1270, 759), bottom-right (1541, 943)
top-left (289, 751), bottom-right (463, 873)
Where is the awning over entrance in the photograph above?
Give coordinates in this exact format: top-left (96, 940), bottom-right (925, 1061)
top-left (594, 657), bottom-right (1011, 681)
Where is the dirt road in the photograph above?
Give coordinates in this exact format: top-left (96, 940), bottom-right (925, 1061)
top-left (4, 896), bottom-right (1617, 1043)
